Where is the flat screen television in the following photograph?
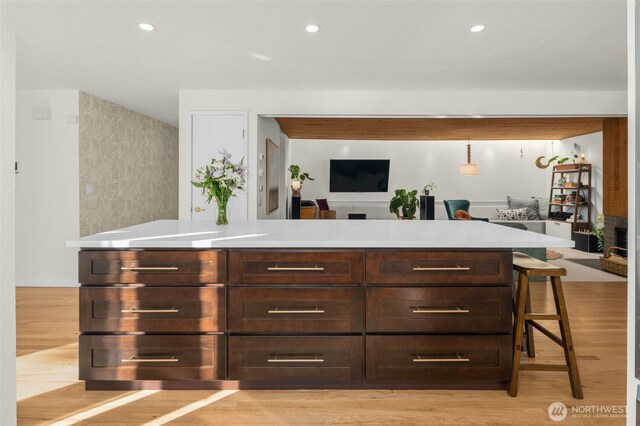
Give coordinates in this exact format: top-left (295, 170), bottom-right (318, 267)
top-left (329, 159), bottom-right (390, 192)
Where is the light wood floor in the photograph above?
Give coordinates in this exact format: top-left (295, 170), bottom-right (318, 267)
top-left (17, 283), bottom-right (627, 425)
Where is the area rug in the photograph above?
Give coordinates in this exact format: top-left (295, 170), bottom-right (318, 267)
top-left (546, 249), bottom-right (563, 260)
top-left (565, 258), bottom-right (602, 271)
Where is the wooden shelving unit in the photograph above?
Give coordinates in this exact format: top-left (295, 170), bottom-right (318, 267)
top-left (548, 163), bottom-right (592, 233)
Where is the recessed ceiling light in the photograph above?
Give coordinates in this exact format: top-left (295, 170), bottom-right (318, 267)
top-left (138, 22), bottom-right (155, 31)
top-left (470, 24), bottom-right (486, 33)
top-left (305, 24), bottom-right (320, 33)
top-left (471, 115), bottom-right (483, 118)
top-left (250, 52), bottom-right (272, 62)
top-left (434, 115), bottom-right (448, 118)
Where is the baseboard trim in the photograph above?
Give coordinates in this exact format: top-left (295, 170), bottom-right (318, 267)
top-left (16, 281), bottom-right (79, 288)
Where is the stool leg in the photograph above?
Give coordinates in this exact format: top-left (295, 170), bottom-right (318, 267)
top-left (551, 276), bottom-right (583, 399)
top-left (525, 283), bottom-right (536, 358)
top-left (508, 273), bottom-right (529, 397)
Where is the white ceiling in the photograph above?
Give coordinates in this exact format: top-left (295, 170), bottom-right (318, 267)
top-left (15, 0), bottom-right (627, 126)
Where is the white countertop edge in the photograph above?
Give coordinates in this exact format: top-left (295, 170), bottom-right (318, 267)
top-left (66, 219), bottom-right (575, 249)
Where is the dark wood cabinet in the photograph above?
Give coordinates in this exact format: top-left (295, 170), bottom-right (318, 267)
top-left (229, 336), bottom-right (363, 382)
top-left (79, 250), bottom-right (226, 285)
top-left (366, 335), bottom-right (512, 381)
top-left (228, 287), bottom-right (364, 333)
top-left (79, 248), bottom-right (513, 390)
top-left (366, 251), bottom-right (512, 285)
top-left (366, 287), bottom-right (511, 333)
top-left (79, 335), bottom-right (225, 381)
top-left (228, 250), bottom-right (364, 285)
top-left (80, 287), bottom-right (225, 333)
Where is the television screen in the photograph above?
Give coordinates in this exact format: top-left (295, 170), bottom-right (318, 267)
top-left (329, 159), bottom-right (390, 192)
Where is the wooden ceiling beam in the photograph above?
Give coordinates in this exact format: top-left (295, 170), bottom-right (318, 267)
top-left (274, 117), bottom-right (607, 141)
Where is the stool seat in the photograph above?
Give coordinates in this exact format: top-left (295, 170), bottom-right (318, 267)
top-left (512, 252), bottom-right (567, 277)
top-left (509, 252), bottom-right (583, 399)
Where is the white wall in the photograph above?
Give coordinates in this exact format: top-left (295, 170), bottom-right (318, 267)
top-left (16, 90), bottom-right (79, 286)
top-left (289, 139), bottom-right (551, 219)
top-left (0, 1), bottom-right (17, 423)
top-left (256, 117), bottom-right (288, 219)
top-left (546, 132), bottom-right (603, 225)
top-left (179, 89), bottom-right (626, 220)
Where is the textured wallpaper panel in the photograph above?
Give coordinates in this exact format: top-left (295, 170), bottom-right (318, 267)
top-left (79, 92), bottom-right (178, 236)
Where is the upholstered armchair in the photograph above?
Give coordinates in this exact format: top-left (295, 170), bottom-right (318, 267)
top-left (443, 199), bottom-right (489, 222)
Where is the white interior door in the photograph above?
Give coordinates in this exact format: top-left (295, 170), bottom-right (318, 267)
top-left (191, 112), bottom-right (248, 220)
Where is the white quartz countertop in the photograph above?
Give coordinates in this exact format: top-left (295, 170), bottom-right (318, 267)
top-left (66, 219), bottom-right (574, 249)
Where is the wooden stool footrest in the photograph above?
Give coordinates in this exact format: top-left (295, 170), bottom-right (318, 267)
top-left (520, 364), bottom-right (570, 372)
top-left (527, 320), bottom-right (564, 347)
top-left (524, 314), bottom-right (561, 321)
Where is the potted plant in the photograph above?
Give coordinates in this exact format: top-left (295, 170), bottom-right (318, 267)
top-left (422, 181), bottom-right (437, 196)
top-left (288, 164), bottom-right (314, 197)
top-left (191, 149), bottom-right (247, 225)
top-left (594, 214), bottom-right (605, 251)
top-left (389, 189), bottom-right (419, 219)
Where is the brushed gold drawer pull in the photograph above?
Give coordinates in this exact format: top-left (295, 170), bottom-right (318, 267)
top-left (412, 266), bottom-right (471, 271)
top-left (267, 266), bottom-right (325, 271)
top-left (412, 354), bottom-right (469, 363)
top-left (268, 307), bottom-right (325, 314)
top-left (267, 354), bottom-right (324, 363)
top-left (121, 356), bottom-right (179, 363)
top-left (411, 307), bottom-right (470, 314)
top-left (121, 307), bottom-right (179, 314)
top-left (121, 266), bottom-right (179, 271)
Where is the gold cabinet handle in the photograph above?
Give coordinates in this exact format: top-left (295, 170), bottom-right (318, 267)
top-left (267, 266), bottom-right (325, 271)
top-left (121, 307), bottom-right (179, 314)
top-left (120, 266), bottom-right (179, 271)
top-left (193, 206), bottom-right (205, 213)
top-left (412, 266), bottom-right (470, 271)
top-left (121, 356), bottom-right (178, 363)
top-left (268, 307), bottom-right (325, 314)
top-left (411, 307), bottom-right (470, 314)
top-left (267, 354), bottom-right (324, 363)
top-left (412, 354), bottom-right (469, 363)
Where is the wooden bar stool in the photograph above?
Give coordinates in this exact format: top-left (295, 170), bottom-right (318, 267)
top-left (508, 252), bottom-right (583, 399)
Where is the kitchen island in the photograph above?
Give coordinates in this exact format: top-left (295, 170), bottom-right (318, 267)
top-left (67, 219), bottom-right (573, 390)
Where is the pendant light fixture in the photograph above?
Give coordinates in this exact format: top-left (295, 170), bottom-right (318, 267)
top-left (460, 140), bottom-right (478, 176)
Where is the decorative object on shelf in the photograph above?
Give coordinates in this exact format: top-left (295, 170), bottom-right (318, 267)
top-left (534, 155), bottom-right (570, 169)
top-left (422, 181), bottom-right (437, 196)
top-left (594, 214), bottom-right (605, 251)
top-left (389, 189), bottom-right (418, 219)
top-left (460, 141), bottom-right (478, 176)
top-left (288, 164), bottom-right (314, 197)
top-left (556, 176), bottom-right (567, 187)
top-left (191, 149), bottom-right (246, 225)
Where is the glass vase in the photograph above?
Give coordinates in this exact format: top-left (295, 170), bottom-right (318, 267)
top-left (214, 197), bottom-right (229, 225)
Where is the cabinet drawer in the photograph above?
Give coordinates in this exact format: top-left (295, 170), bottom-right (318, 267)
top-left (229, 287), bottom-right (363, 333)
top-left (228, 251), bottom-right (364, 285)
top-left (80, 287), bottom-right (225, 333)
top-left (79, 250), bottom-right (225, 285)
top-left (229, 336), bottom-right (363, 381)
top-left (367, 287), bottom-right (511, 333)
top-left (79, 335), bottom-right (225, 381)
top-left (366, 251), bottom-right (512, 285)
top-left (366, 335), bottom-right (512, 381)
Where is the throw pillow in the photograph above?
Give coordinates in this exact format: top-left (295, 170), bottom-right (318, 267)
top-left (315, 199), bottom-right (330, 211)
top-left (507, 196), bottom-right (541, 220)
top-left (496, 207), bottom-right (528, 221)
top-left (454, 210), bottom-right (472, 220)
